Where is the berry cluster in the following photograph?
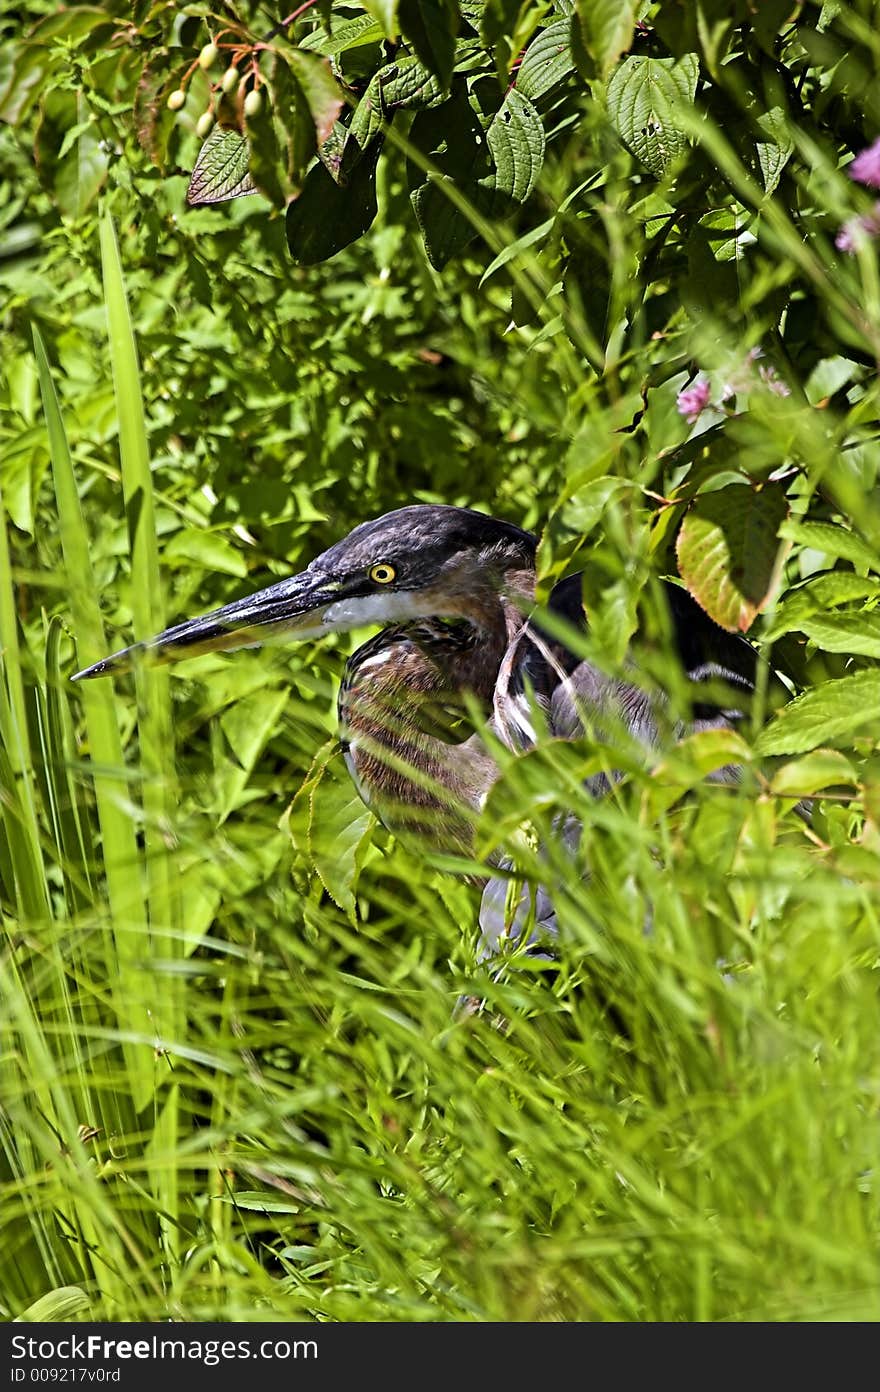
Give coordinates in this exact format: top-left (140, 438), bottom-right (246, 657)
top-left (165, 36), bottom-right (264, 136)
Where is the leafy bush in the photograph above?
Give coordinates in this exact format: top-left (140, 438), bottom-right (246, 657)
top-left (0, 0), bottom-right (878, 1322)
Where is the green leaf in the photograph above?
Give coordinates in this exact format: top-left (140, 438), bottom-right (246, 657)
top-left (762, 572), bottom-right (880, 642)
top-left (187, 126), bottom-right (258, 206)
top-left (286, 140), bottom-right (381, 264)
top-left (362, 0), bottom-right (401, 37)
top-left (284, 49), bottom-right (345, 147)
top-left (575, 0), bottom-right (640, 79)
top-left (769, 749), bottom-right (859, 798)
top-left (778, 520), bottom-right (879, 572)
top-left (516, 19), bottom-right (576, 101)
top-left (221, 1192), bottom-right (302, 1213)
top-left (676, 482), bottom-right (789, 633)
top-left (162, 529), bottom-right (248, 578)
top-left (34, 89), bottom-right (109, 218)
top-left (486, 86), bottom-right (545, 205)
top-left (606, 53), bottom-right (699, 177)
top-left (399, 0), bottom-right (459, 87)
top-left (13, 1285), bottom-right (91, 1323)
top-left (410, 83), bottom-right (544, 269)
top-left (299, 14), bottom-right (385, 55)
top-left (798, 613), bottom-right (880, 660)
top-left (307, 750), bottom-right (374, 918)
top-left (755, 670), bottom-right (880, 755)
top-left (755, 106), bottom-right (793, 195)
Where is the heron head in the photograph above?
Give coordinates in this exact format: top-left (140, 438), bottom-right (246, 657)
top-left (72, 504), bottom-right (538, 680)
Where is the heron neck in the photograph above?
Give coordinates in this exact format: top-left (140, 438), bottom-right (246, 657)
top-left (338, 591), bottom-right (528, 853)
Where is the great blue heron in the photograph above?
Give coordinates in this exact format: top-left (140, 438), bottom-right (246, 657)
top-left (73, 505), bottom-right (759, 954)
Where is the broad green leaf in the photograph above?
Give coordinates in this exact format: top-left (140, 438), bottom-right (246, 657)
top-left (698, 203), bottom-right (755, 263)
top-left (646, 728), bottom-right (754, 816)
top-left (410, 84), bottom-right (544, 269)
top-left (13, 1285), bottom-right (91, 1322)
top-left (769, 749), bottom-right (859, 798)
top-left (187, 126), bottom-right (257, 206)
top-left (516, 20), bottom-right (576, 101)
top-left (218, 687), bottom-right (289, 821)
top-left (284, 48), bottom-right (344, 147)
top-left (755, 670), bottom-right (880, 755)
top-left (286, 141), bottom-right (381, 264)
top-left (162, 528), bottom-right (248, 578)
top-left (299, 14), bottom-right (385, 55)
top-left (778, 519), bottom-right (879, 572)
top-left (220, 1192), bottom-right (302, 1213)
top-left (486, 87), bottom-right (545, 205)
top-left (308, 751), bottom-right (374, 918)
top-left (362, 0), bottom-right (400, 37)
top-left (798, 613), bottom-right (880, 659)
top-left (762, 571), bottom-right (880, 641)
top-left (755, 106), bottom-right (793, 194)
top-left (607, 53), bottom-right (699, 178)
top-left (399, 0), bottom-right (458, 86)
top-left (575, 0), bottom-right (640, 78)
top-left (34, 89), bottom-right (109, 218)
top-left (676, 483), bottom-right (789, 632)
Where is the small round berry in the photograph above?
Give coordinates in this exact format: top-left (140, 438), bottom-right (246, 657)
top-left (197, 42), bottom-right (218, 69)
top-left (243, 88), bottom-right (262, 117)
top-left (196, 110), bottom-right (214, 138)
top-left (166, 89), bottom-right (186, 111)
top-left (221, 65), bottom-right (240, 93)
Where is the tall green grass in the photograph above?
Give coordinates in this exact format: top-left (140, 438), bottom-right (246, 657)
top-left (1, 210), bottom-right (879, 1323)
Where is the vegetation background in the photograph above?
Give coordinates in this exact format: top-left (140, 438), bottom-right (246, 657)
top-left (1, 0), bottom-right (879, 1322)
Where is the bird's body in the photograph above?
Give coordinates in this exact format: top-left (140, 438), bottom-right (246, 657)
top-left (74, 504), bottom-right (761, 949)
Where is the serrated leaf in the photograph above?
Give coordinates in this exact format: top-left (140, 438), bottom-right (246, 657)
top-left (607, 53), bottom-right (699, 178)
top-left (285, 48), bottom-right (344, 147)
top-left (798, 613), bottom-right (880, 659)
top-left (762, 572), bottom-right (880, 642)
top-left (755, 105), bottom-right (793, 194)
top-left (399, 0), bottom-right (458, 86)
top-left (676, 483), bottom-right (789, 633)
top-left (487, 87), bottom-right (545, 204)
top-left (778, 520), bottom-right (879, 572)
top-left (516, 19), bottom-right (576, 101)
top-left (575, 0), bottom-right (640, 78)
top-left (410, 84), bottom-right (544, 269)
top-left (187, 126), bottom-right (258, 206)
top-left (299, 14), bottom-right (385, 55)
top-left (362, 0), bottom-right (400, 36)
top-left (308, 752), bottom-right (374, 918)
top-left (769, 749), bottom-right (859, 798)
top-left (755, 670), bottom-right (880, 755)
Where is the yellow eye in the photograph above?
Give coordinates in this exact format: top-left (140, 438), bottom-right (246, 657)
top-left (368, 563), bottom-right (396, 584)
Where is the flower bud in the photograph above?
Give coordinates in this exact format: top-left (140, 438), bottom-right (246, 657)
top-left (166, 89), bottom-right (186, 111)
top-left (196, 110), bottom-right (214, 138)
top-left (221, 65), bottom-right (240, 94)
top-left (198, 43), bottom-right (218, 69)
top-left (243, 88), bottom-right (262, 117)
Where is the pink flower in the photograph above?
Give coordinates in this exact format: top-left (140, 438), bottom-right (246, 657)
top-left (758, 364), bottom-right (791, 397)
top-left (676, 376), bottom-right (711, 424)
top-left (836, 202), bottom-right (880, 253)
top-left (848, 137), bottom-right (880, 188)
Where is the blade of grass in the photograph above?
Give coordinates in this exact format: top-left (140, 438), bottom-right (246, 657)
top-left (98, 212), bottom-right (182, 1269)
top-left (32, 326), bottom-right (154, 1117)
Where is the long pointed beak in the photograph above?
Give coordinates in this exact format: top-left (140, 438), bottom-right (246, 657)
top-left (71, 570), bottom-right (337, 681)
